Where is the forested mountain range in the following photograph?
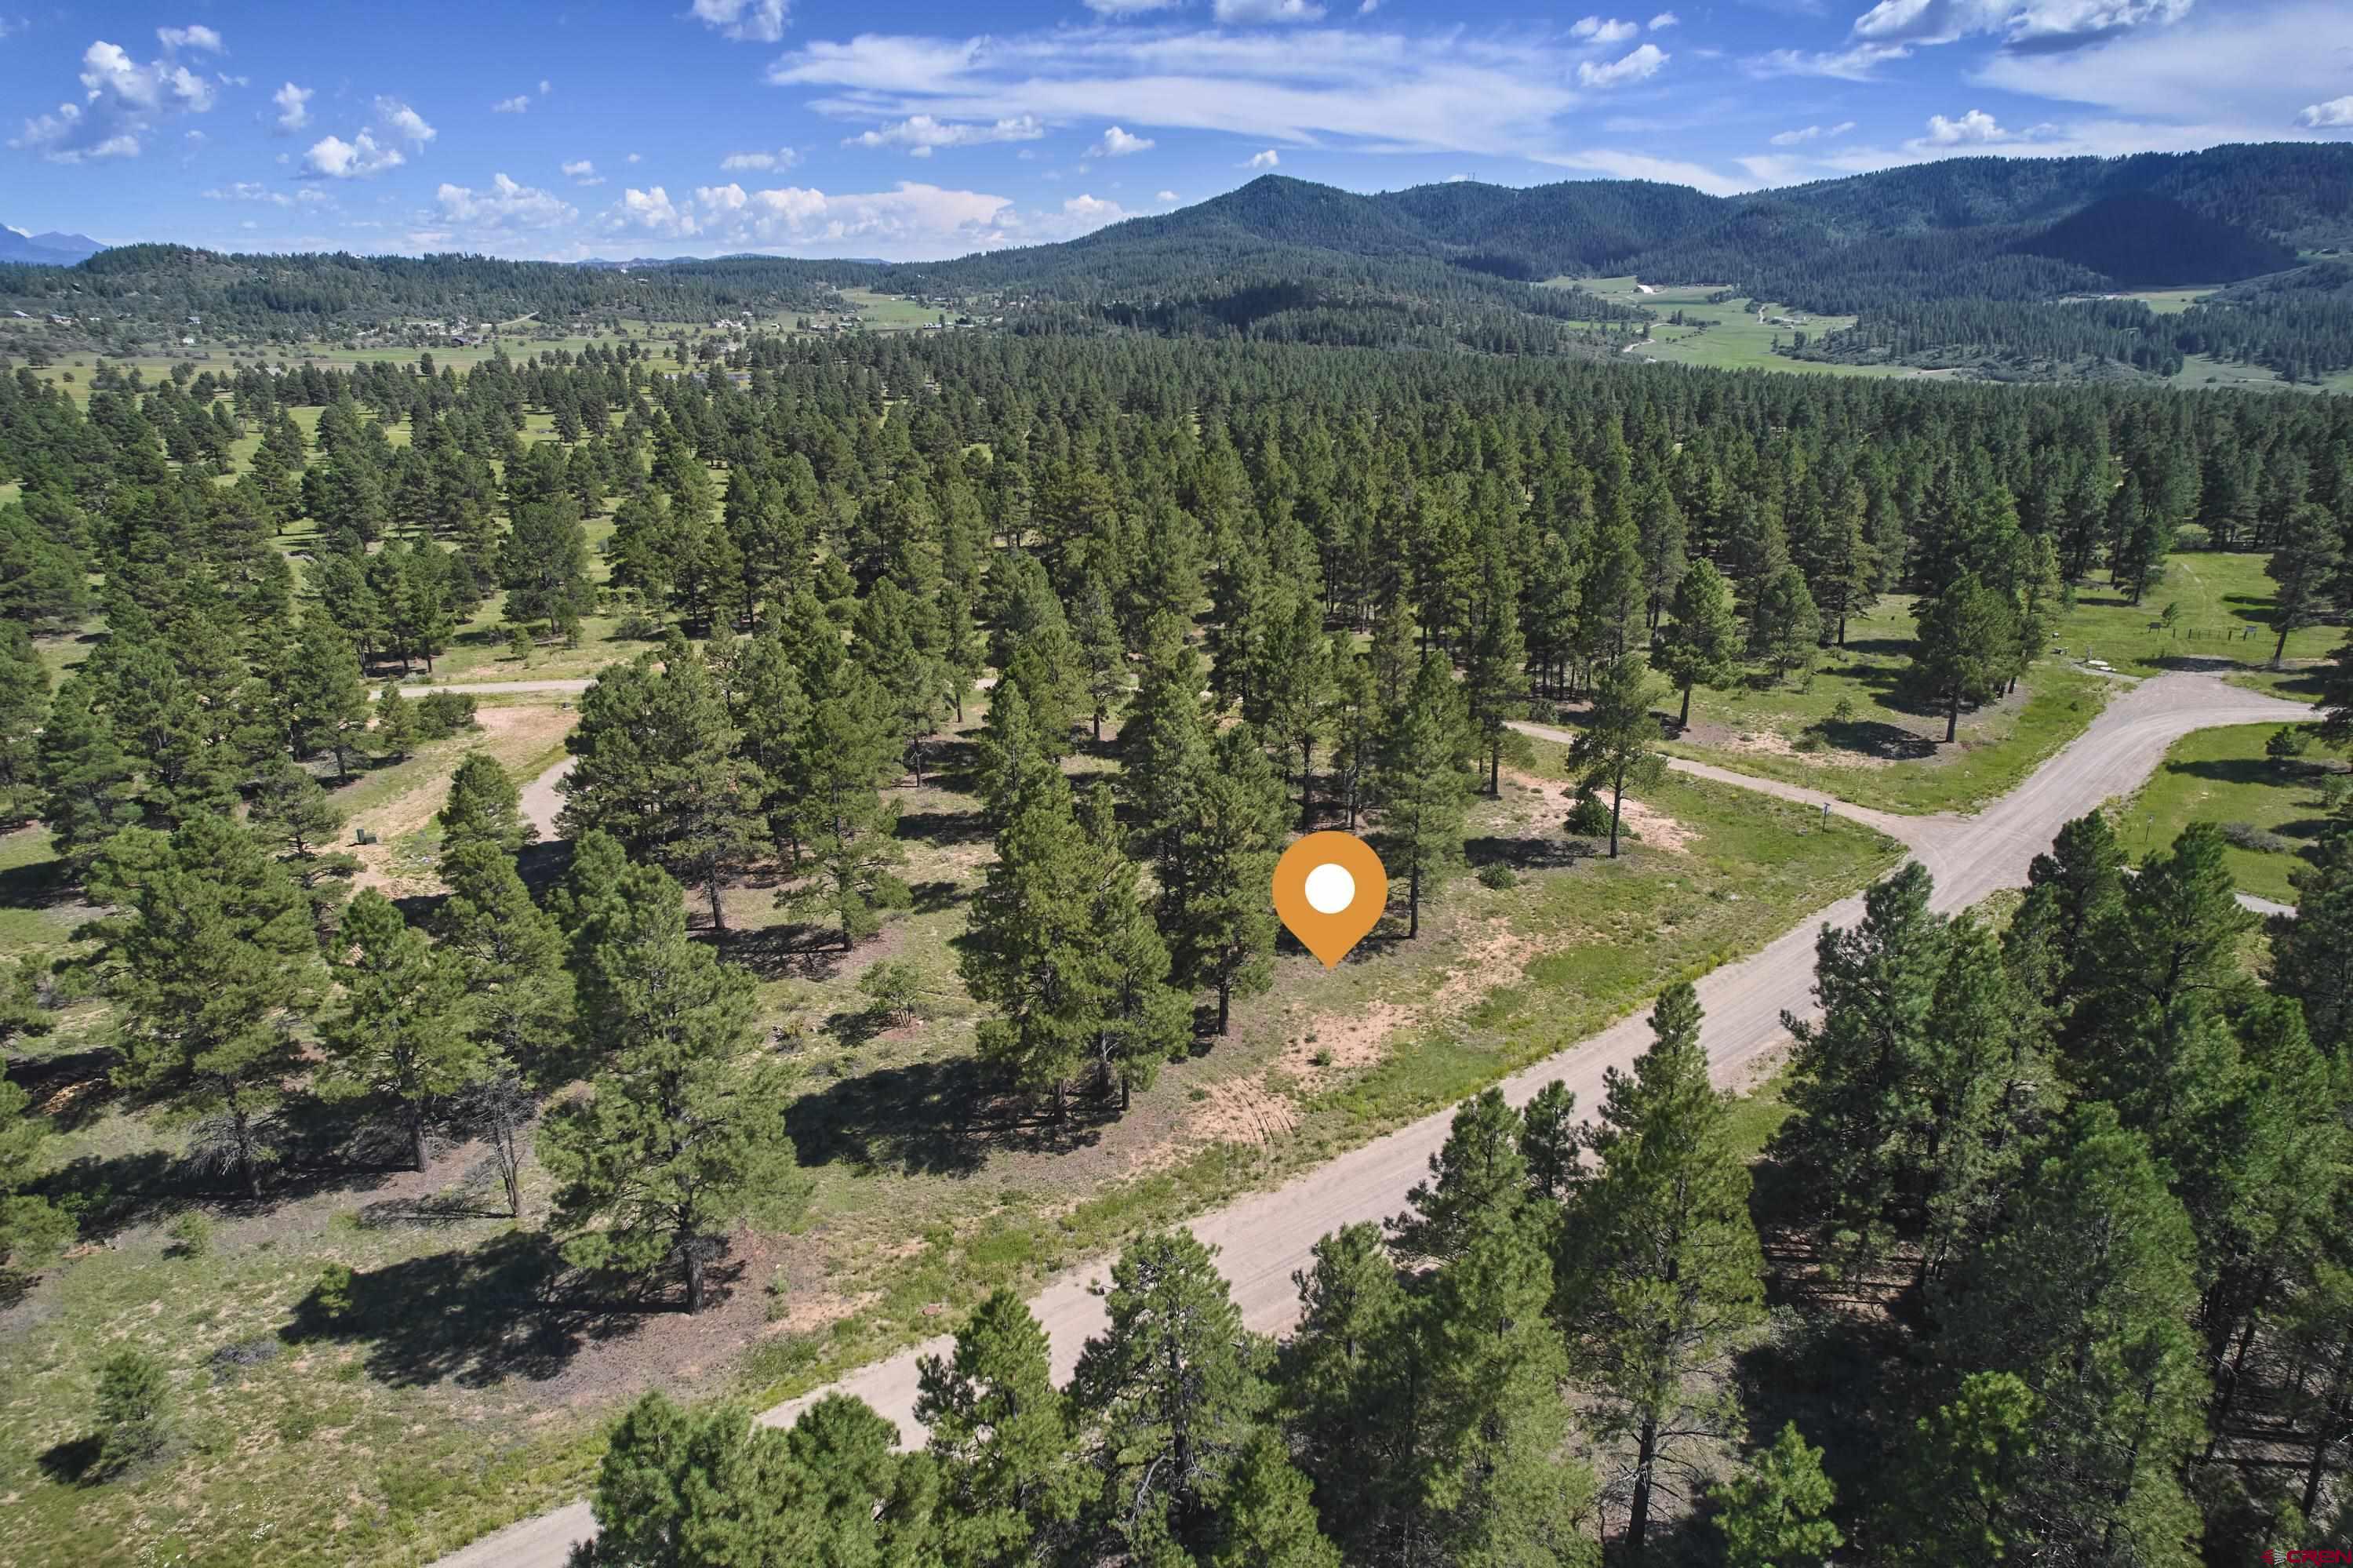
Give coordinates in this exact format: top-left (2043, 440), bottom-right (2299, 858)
top-left (5, 142), bottom-right (2352, 378)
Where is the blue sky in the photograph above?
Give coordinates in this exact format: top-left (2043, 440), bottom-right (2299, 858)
top-left (2, 0), bottom-right (2348, 261)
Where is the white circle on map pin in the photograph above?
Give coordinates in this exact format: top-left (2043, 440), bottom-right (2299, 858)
top-left (1304, 862), bottom-right (1356, 915)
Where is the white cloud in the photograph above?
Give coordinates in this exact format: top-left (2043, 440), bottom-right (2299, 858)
top-left (765, 24), bottom-right (1676, 166)
top-left (1847, 0), bottom-right (2191, 49)
top-left (1531, 146), bottom-right (1747, 194)
top-left (1572, 16), bottom-right (1642, 42)
top-left (1972, 2), bottom-right (2348, 126)
top-left (1577, 42), bottom-right (1668, 86)
top-left (304, 130), bottom-right (403, 179)
top-left (437, 173), bottom-right (578, 229)
top-left (1156, 188), bottom-right (1180, 200)
top-left (601, 178), bottom-right (1030, 257)
top-left (493, 95), bottom-right (531, 114)
top-left (627, 151), bottom-right (642, 163)
top-left (1246, 147), bottom-right (1281, 168)
top-left (562, 158), bottom-right (605, 185)
top-left (1090, 124), bottom-right (1156, 157)
top-left (157, 24), bottom-right (224, 53)
top-left (1769, 118), bottom-right (1857, 143)
top-left (375, 96), bottom-right (435, 144)
top-left (2301, 96), bottom-right (2353, 129)
top-left (300, 96), bottom-right (434, 180)
top-left (722, 147), bottom-right (802, 169)
top-left (272, 82), bottom-right (313, 133)
top-left (10, 37), bottom-right (220, 161)
top-left (202, 181), bottom-right (331, 208)
top-left (1745, 40), bottom-right (1912, 78)
top-left (1064, 192), bottom-right (1123, 218)
top-left (1648, 10), bottom-right (1681, 26)
top-left (1924, 107), bottom-right (2009, 143)
top-left (691, 0), bottom-right (789, 42)
top-left (1214, 0), bottom-right (1327, 20)
top-left (540, 79), bottom-right (553, 96)
top-left (847, 114), bottom-right (1046, 154)
top-left (1086, 0), bottom-right (1184, 11)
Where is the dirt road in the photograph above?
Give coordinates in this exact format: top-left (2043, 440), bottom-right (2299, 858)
top-left (433, 671), bottom-right (2304, 1568)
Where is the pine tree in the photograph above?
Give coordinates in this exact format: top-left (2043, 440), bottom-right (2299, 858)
top-left (1373, 652), bottom-right (1471, 937)
top-left (782, 671), bottom-right (909, 951)
top-left (35, 671), bottom-right (138, 879)
top-left (372, 681), bottom-right (416, 763)
top-left (1121, 614), bottom-right (1213, 867)
top-left (1751, 563), bottom-right (1824, 685)
top-left (0, 621), bottom-right (49, 824)
top-left (1911, 573), bottom-right (2017, 744)
top-left (2268, 499), bottom-right (2340, 664)
top-left (500, 495), bottom-right (597, 633)
top-left (1263, 598), bottom-right (1336, 826)
top-left (1711, 1422), bottom-right (1842, 1568)
top-left (962, 769), bottom-right (1100, 1119)
top-left (437, 750), bottom-right (535, 857)
top-left (1071, 1231), bottom-right (1268, 1563)
top-left (1464, 544), bottom-right (1531, 795)
top-left (1880, 1372), bottom-right (2040, 1566)
top-left (1278, 1223), bottom-right (1418, 1561)
top-left (560, 650), bottom-right (770, 933)
top-left (1653, 559), bottom-right (1744, 729)
top-left (85, 815), bottom-right (321, 1195)
top-left (437, 838), bottom-right (575, 1082)
top-left (1931, 1104), bottom-right (2207, 1566)
top-left (1162, 727), bottom-right (1286, 1036)
top-left (1566, 654), bottom-right (1664, 860)
top-left (1208, 1432), bottom-right (1341, 1568)
top-left (1389, 1086), bottom-right (1531, 1268)
top-left (1777, 861), bottom-right (1947, 1272)
top-left (1558, 981), bottom-right (1766, 1557)
top-left (2274, 831), bottom-right (2353, 1056)
top-left (317, 889), bottom-right (482, 1173)
top-left (917, 1289), bottom-right (1088, 1566)
top-left (538, 858), bottom-right (806, 1313)
top-left (283, 609), bottom-right (370, 780)
top-left (1077, 784), bottom-right (1191, 1109)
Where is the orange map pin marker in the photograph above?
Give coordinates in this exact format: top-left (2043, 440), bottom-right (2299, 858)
top-left (1273, 831), bottom-right (1388, 967)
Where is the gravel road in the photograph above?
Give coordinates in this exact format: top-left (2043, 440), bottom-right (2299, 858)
top-left (433, 669), bottom-right (2304, 1568)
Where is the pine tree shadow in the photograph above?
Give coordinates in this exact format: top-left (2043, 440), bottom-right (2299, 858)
top-left (1465, 831), bottom-right (1592, 871)
top-left (6, 1045), bottom-right (119, 1133)
top-left (895, 808), bottom-right (991, 847)
top-left (784, 1055), bottom-right (1107, 1176)
top-left (725, 921), bottom-right (851, 981)
top-left (278, 1229), bottom-right (682, 1388)
top-left (1820, 718), bottom-right (1938, 762)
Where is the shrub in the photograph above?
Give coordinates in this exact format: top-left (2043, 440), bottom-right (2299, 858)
top-left (312, 1262), bottom-right (357, 1322)
top-left (2322, 774), bottom-right (2353, 813)
top-left (410, 690), bottom-right (478, 740)
top-left (93, 1350), bottom-right (171, 1477)
top-left (1477, 863), bottom-right (1518, 890)
top-left (856, 959), bottom-right (924, 1024)
top-left (1565, 793), bottom-right (1614, 837)
top-left (2220, 820), bottom-right (2295, 854)
top-left (2267, 725), bottom-right (2313, 763)
top-left (164, 1211), bottom-right (211, 1259)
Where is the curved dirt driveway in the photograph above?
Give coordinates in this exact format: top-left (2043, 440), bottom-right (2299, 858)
top-left (434, 671), bottom-right (2306, 1568)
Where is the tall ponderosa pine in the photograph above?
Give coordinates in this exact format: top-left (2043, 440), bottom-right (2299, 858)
top-left (1373, 651), bottom-right (1471, 938)
top-left (1931, 1104), bottom-right (2208, 1565)
top-left (317, 889), bottom-right (482, 1173)
top-left (1565, 654), bottom-right (1664, 860)
top-left (916, 1288), bottom-right (1088, 1566)
top-left (538, 857), bottom-right (805, 1312)
top-left (1558, 982), bottom-right (1766, 1557)
top-left (1653, 559), bottom-right (1744, 728)
top-left (560, 649), bottom-right (770, 933)
top-left (1162, 727), bottom-right (1287, 1035)
top-left (1070, 1231), bottom-right (1269, 1564)
top-left (86, 815), bottom-right (322, 1194)
top-left (1777, 861), bottom-right (1947, 1273)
